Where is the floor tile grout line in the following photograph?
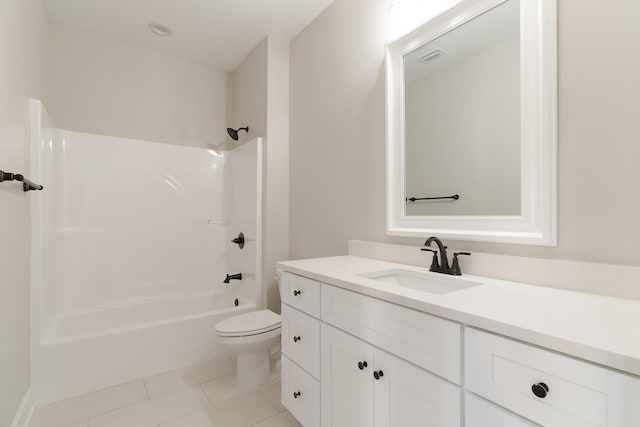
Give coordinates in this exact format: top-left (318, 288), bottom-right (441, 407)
top-left (154, 388), bottom-right (278, 427)
top-left (152, 404), bottom-right (213, 427)
top-left (33, 358), bottom-right (282, 427)
top-left (32, 379), bottom-right (149, 425)
top-left (248, 411), bottom-right (298, 427)
top-left (142, 377), bottom-right (151, 400)
top-left (84, 384), bottom-right (205, 425)
top-left (248, 412), bottom-right (280, 427)
top-left (199, 382), bottom-right (215, 406)
top-left (142, 360), bottom-right (237, 399)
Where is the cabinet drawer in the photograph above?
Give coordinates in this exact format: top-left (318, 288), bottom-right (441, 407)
top-left (282, 355), bottom-right (320, 427)
top-left (280, 272), bottom-right (321, 318)
top-left (465, 328), bottom-right (640, 427)
top-left (321, 284), bottom-right (462, 384)
top-left (282, 304), bottom-right (321, 379)
top-left (465, 392), bottom-right (537, 427)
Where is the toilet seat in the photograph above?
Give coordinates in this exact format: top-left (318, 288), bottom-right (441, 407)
top-left (215, 309), bottom-right (281, 337)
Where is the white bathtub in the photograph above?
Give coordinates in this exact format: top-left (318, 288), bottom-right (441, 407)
top-left (33, 292), bottom-right (256, 405)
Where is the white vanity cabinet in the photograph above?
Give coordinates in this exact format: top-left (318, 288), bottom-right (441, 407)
top-left (321, 323), bottom-right (461, 427)
top-left (278, 266), bottom-right (640, 427)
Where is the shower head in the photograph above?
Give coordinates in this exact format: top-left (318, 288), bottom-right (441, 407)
top-left (226, 126), bottom-right (249, 141)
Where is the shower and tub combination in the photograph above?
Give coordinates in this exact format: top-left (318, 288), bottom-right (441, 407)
top-left (28, 101), bottom-right (266, 405)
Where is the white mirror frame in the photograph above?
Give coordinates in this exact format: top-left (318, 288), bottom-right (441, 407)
top-left (386, 0), bottom-right (557, 246)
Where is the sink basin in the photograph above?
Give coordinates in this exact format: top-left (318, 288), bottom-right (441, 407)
top-left (359, 269), bottom-right (480, 294)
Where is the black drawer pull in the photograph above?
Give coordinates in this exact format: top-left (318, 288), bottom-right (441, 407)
top-left (293, 336), bottom-right (301, 343)
top-left (293, 289), bottom-right (301, 296)
top-left (373, 370), bottom-right (384, 380)
top-left (358, 361), bottom-right (368, 370)
top-left (531, 382), bottom-right (549, 398)
top-left (293, 391), bottom-right (301, 399)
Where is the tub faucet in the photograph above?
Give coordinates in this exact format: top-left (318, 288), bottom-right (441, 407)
top-left (224, 273), bottom-right (242, 283)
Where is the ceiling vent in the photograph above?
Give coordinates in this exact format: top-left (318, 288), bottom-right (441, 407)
top-left (417, 48), bottom-right (446, 63)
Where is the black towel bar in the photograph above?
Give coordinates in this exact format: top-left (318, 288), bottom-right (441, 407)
top-left (406, 194), bottom-right (459, 202)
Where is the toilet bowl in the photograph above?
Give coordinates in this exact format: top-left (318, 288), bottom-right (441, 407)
top-left (215, 309), bottom-right (281, 387)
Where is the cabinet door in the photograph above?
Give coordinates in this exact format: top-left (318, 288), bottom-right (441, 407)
top-left (373, 348), bottom-right (461, 427)
top-left (321, 323), bottom-right (374, 427)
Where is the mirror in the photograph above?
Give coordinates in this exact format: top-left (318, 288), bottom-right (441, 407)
top-left (385, 0), bottom-right (557, 245)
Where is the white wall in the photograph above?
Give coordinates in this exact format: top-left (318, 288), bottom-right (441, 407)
top-left (47, 22), bottom-right (228, 148)
top-left (290, 0), bottom-right (640, 270)
top-left (231, 37), bottom-right (289, 312)
top-left (0, 0), bottom-right (49, 423)
top-left (231, 38), bottom-right (268, 144)
top-left (290, 0), bottom-right (389, 259)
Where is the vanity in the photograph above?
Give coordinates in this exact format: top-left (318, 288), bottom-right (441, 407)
top-left (277, 255), bottom-right (640, 427)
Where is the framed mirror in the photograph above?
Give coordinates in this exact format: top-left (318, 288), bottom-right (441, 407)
top-left (385, 0), bottom-right (557, 245)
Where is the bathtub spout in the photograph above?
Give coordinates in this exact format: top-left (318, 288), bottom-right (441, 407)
top-left (224, 273), bottom-right (242, 283)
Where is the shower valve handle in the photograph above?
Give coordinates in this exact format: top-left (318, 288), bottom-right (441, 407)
top-left (231, 232), bottom-right (245, 249)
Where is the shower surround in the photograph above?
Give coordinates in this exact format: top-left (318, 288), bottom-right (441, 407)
top-left (29, 101), bottom-right (263, 405)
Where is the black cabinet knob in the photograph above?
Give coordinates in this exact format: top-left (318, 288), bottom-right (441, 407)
top-left (531, 382), bottom-right (549, 398)
top-left (293, 391), bottom-right (301, 399)
top-left (293, 289), bottom-right (301, 296)
top-left (373, 370), bottom-right (384, 380)
top-left (357, 361), bottom-right (368, 370)
top-left (293, 335), bottom-right (301, 343)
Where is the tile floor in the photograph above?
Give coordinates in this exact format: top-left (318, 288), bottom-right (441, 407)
top-left (29, 357), bottom-right (302, 427)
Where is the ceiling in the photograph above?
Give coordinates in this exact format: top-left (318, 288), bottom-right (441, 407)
top-left (45, 0), bottom-right (334, 71)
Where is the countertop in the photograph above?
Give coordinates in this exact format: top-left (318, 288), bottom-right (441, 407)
top-left (277, 255), bottom-right (640, 377)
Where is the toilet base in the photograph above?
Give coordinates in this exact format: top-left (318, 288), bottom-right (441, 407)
top-left (236, 350), bottom-right (271, 387)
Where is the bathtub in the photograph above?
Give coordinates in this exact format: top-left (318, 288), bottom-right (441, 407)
top-left (33, 292), bottom-right (256, 405)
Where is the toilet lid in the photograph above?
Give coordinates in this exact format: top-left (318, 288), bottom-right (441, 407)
top-left (215, 310), bottom-right (281, 336)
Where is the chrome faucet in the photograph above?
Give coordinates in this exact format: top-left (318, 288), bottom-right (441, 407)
top-left (421, 236), bottom-right (470, 275)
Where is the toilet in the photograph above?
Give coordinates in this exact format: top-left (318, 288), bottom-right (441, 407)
top-left (215, 309), bottom-right (281, 387)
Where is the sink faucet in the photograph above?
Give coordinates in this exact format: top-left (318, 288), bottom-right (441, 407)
top-left (421, 236), bottom-right (470, 275)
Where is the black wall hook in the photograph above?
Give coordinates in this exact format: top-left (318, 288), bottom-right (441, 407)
top-left (0, 170), bottom-right (43, 192)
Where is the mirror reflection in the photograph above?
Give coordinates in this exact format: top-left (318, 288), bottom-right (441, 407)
top-left (404, 0), bottom-right (521, 216)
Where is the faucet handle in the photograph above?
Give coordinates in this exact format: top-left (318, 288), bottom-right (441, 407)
top-left (450, 252), bottom-right (471, 276)
top-left (421, 248), bottom-right (440, 269)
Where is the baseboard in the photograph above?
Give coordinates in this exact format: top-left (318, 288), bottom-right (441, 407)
top-left (10, 387), bottom-right (34, 427)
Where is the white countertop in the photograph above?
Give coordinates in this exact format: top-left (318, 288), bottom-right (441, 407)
top-left (277, 255), bottom-right (640, 377)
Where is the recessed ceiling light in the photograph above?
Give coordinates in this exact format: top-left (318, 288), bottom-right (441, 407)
top-left (148, 22), bottom-right (173, 37)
